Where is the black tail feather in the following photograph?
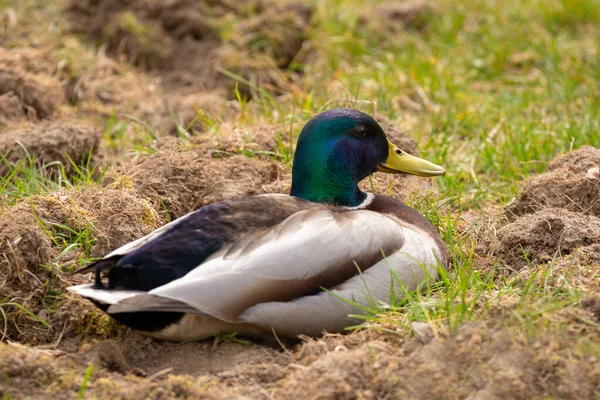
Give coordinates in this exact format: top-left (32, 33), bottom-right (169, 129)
top-left (87, 299), bottom-right (183, 332)
top-left (73, 256), bottom-right (124, 289)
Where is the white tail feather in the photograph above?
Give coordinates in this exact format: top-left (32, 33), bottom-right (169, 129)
top-left (68, 284), bottom-right (144, 305)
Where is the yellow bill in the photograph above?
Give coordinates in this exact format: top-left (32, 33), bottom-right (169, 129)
top-left (378, 139), bottom-right (445, 177)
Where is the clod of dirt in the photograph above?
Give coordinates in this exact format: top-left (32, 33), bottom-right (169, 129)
top-left (411, 321), bottom-right (434, 344)
top-left (61, 43), bottom-right (157, 115)
top-left (65, 0), bottom-right (225, 101)
top-left (359, 0), bottom-right (434, 32)
top-left (0, 68), bottom-right (63, 123)
top-left (108, 140), bottom-right (284, 218)
top-left (0, 196), bottom-right (75, 344)
top-left (581, 293), bottom-right (600, 323)
top-left (507, 146), bottom-right (600, 218)
top-left (548, 145), bottom-right (600, 173)
top-left (65, 1), bottom-right (174, 68)
top-left (93, 340), bottom-right (131, 373)
top-left (515, 240), bottom-right (600, 292)
top-left (490, 208), bottom-right (600, 270)
top-left (0, 122), bottom-right (101, 177)
top-left (292, 333), bottom-right (373, 366)
top-left (0, 188), bottom-right (161, 345)
top-left (75, 187), bottom-right (163, 257)
top-left (102, 11), bottom-right (171, 67)
top-left (0, 93), bottom-right (25, 126)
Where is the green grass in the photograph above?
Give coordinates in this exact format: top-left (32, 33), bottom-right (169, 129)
top-left (0, 149), bottom-right (106, 208)
top-left (78, 363), bottom-right (94, 399)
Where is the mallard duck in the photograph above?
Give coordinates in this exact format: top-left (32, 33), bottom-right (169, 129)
top-left (69, 108), bottom-right (447, 341)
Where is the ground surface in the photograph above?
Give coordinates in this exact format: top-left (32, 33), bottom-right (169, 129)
top-left (1, 0), bottom-right (599, 399)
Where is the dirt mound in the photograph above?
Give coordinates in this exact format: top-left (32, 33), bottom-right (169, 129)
top-left (0, 195), bottom-right (81, 344)
top-left (108, 140), bottom-right (284, 218)
top-left (65, 0), bottom-right (212, 68)
top-left (0, 67), bottom-right (64, 125)
top-left (507, 146), bottom-right (600, 218)
top-left (493, 147), bottom-right (600, 274)
top-left (0, 122), bottom-right (101, 176)
top-left (0, 93), bottom-right (25, 125)
top-left (0, 188), bottom-right (161, 345)
top-left (65, 0), bottom-right (312, 98)
top-left (490, 208), bottom-right (600, 270)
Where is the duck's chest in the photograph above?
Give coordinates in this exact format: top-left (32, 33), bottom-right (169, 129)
top-left (365, 194), bottom-right (448, 267)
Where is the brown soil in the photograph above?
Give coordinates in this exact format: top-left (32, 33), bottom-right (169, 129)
top-left (0, 67), bottom-right (64, 125)
top-left (0, 195), bottom-right (87, 345)
top-left (491, 208), bottom-right (600, 270)
top-left (484, 146), bottom-right (600, 280)
top-left (507, 145), bottom-right (600, 218)
top-left (581, 292), bottom-right (600, 323)
top-left (2, 319), bottom-right (598, 399)
top-left (0, 122), bottom-right (101, 176)
top-left (106, 138), bottom-right (284, 219)
top-left (0, 189), bottom-right (161, 345)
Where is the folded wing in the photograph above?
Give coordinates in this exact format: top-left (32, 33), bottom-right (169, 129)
top-left (109, 208), bottom-right (404, 322)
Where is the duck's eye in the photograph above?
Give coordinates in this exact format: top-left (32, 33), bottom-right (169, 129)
top-left (353, 125), bottom-right (367, 137)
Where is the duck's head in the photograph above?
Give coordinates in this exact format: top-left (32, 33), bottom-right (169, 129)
top-left (290, 108), bottom-right (445, 207)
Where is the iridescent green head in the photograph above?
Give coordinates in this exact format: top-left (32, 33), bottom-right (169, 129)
top-left (290, 108), bottom-right (445, 207)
